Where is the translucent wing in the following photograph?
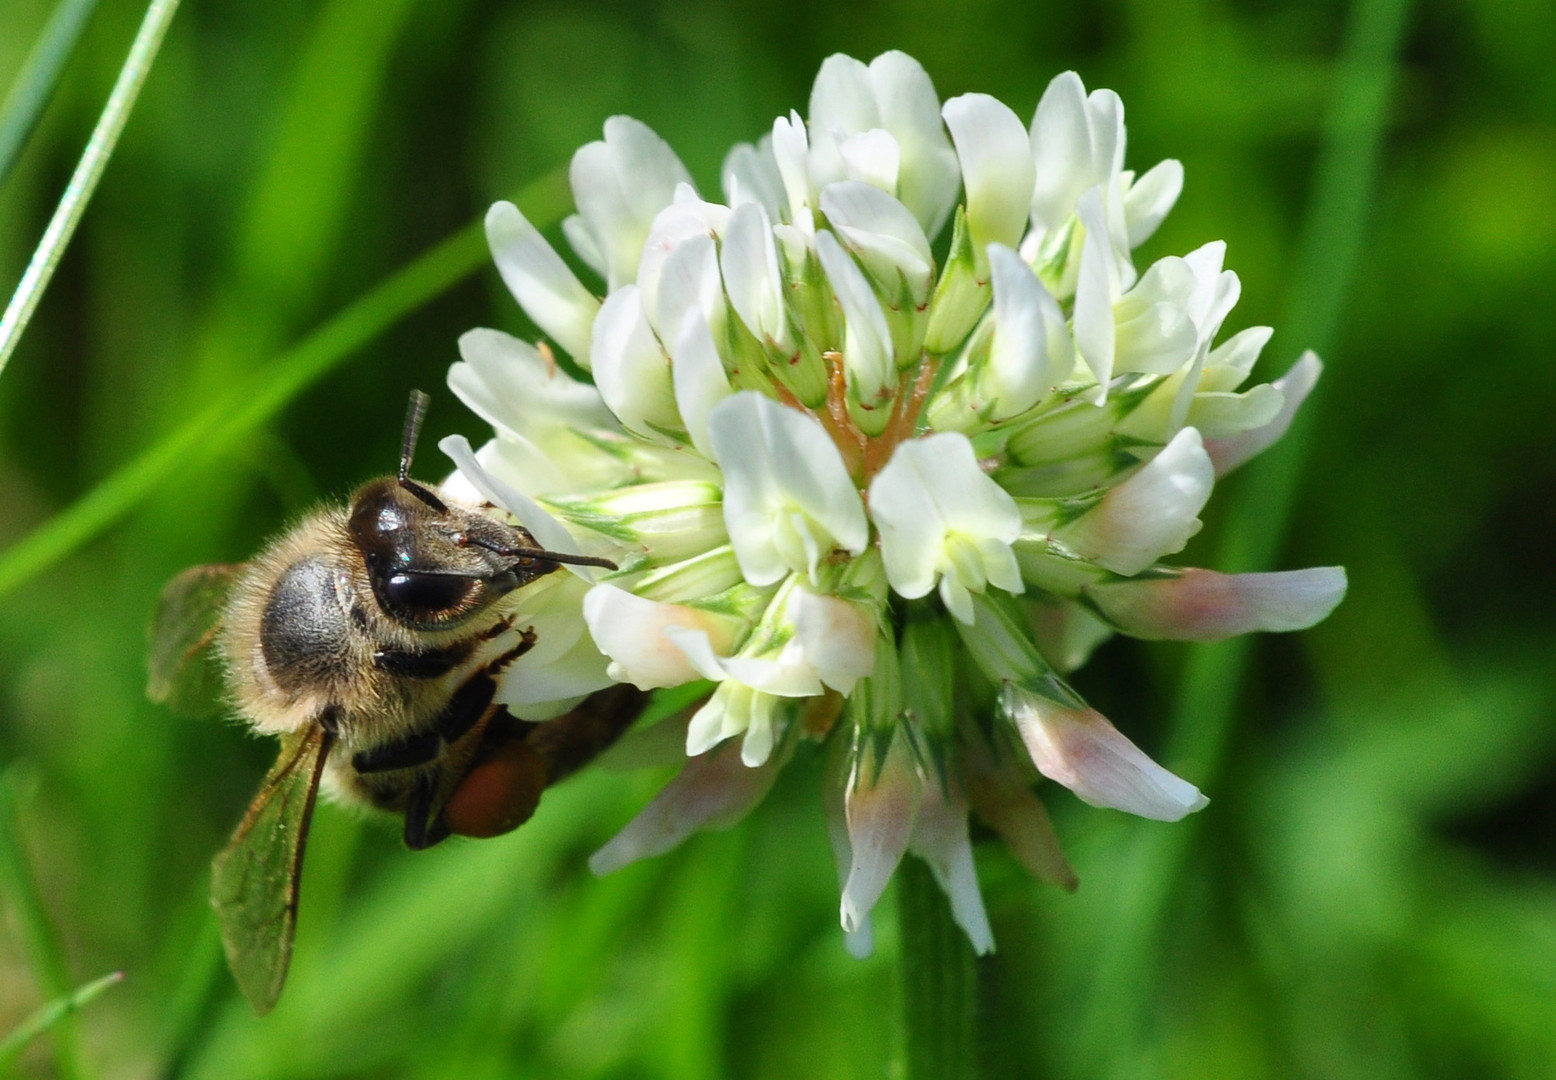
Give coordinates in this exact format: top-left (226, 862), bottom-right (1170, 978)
top-left (147, 563), bottom-right (240, 718)
top-left (210, 724), bottom-right (334, 1016)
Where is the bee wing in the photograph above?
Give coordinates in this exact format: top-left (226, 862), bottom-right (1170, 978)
top-left (210, 723), bottom-right (334, 1016)
top-left (147, 563), bottom-right (241, 718)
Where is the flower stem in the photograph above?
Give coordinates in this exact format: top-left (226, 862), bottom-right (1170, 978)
top-left (897, 856), bottom-right (980, 1080)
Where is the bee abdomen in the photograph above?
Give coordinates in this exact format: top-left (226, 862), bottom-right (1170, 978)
top-left (259, 557), bottom-right (352, 693)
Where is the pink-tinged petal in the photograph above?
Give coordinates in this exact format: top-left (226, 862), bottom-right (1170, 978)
top-left (943, 93), bottom-right (1036, 268)
top-left (589, 737), bottom-right (781, 875)
top-left (824, 744), bottom-right (875, 957)
top-left (1085, 566), bottom-right (1347, 641)
top-left (964, 732), bottom-right (1077, 890)
top-left (841, 730), bottom-right (923, 933)
top-left (582, 585), bottom-right (740, 689)
top-left (485, 202), bottom-right (601, 364)
top-left (1005, 687), bottom-right (1208, 821)
top-left (1059, 426), bottom-right (1214, 576)
top-left (908, 778), bottom-right (995, 954)
top-left (1205, 351), bottom-right (1322, 476)
top-left (789, 589), bottom-right (877, 693)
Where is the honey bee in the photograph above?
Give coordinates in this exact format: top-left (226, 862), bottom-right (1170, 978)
top-left (148, 391), bottom-right (645, 1015)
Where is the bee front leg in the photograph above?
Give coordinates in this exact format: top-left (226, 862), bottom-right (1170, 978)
top-left (402, 772), bottom-right (449, 850)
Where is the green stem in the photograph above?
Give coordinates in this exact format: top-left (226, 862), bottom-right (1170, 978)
top-left (0, 972), bottom-right (124, 1073)
top-left (0, 0), bottom-right (103, 187)
top-left (897, 857), bottom-right (979, 1080)
top-left (0, 0), bottom-right (181, 380)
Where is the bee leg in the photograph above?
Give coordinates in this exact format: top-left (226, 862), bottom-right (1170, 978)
top-left (402, 772), bottom-right (449, 850)
top-left (371, 643), bottom-right (472, 679)
top-left (351, 729), bottom-right (442, 774)
top-left (434, 672), bottom-right (496, 743)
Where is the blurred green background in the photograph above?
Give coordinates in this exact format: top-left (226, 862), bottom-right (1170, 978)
top-left (1, 0), bottom-right (1553, 1076)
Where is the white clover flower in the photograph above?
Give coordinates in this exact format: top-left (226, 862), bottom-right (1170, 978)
top-left (448, 51), bottom-right (1346, 956)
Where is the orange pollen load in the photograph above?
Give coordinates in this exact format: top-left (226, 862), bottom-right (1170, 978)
top-left (443, 737), bottom-right (549, 839)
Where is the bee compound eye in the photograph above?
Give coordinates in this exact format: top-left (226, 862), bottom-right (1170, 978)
top-left (382, 570), bottom-right (474, 616)
top-left (443, 739), bottom-right (547, 838)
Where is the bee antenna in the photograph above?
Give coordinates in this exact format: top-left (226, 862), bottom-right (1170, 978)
top-left (509, 546), bottom-right (618, 572)
top-left (399, 389), bottom-right (431, 483)
top-left (396, 390), bottom-right (448, 513)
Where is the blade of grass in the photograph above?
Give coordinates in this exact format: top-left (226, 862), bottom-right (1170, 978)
top-left (1075, 0), bottom-right (1414, 1067)
top-left (0, 0), bottom-right (180, 380)
top-left (0, 971), bottom-right (124, 1073)
top-left (0, 164), bottom-right (570, 600)
top-left (0, 771), bottom-right (90, 1079)
top-left (0, 0), bottom-right (103, 187)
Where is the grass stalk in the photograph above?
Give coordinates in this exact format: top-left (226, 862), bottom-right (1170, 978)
top-left (0, 0), bottom-right (180, 380)
top-left (0, 0), bottom-right (103, 187)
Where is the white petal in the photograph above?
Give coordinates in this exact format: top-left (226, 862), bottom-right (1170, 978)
top-left (570, 116), bottom-right (694, 289)
top-left (721, 202), bottom-right (790, 350)
top-left (870, 433), bottom-right (1022, 602)
top-left (437, 435), bottom-right (603, 580)
top-left (820, 181), bottom-right (934, 299)
top-left (808, 54), bottom-right (880, 190)
top-left (841, 730), bottom-right (922, 933)
top-left (814, 229), bottom-right (895, 400)
top-left (485, 202), bottom-right (601, 363)
top-left (1005, 687), bottom-right (1208, 821)
top-left (639, 202), bottom-right (727, 342)
top-left (1207, 325), bottom-right (1274, 381)
top-left (789, 589), bottom-right (877, 693)
top-left (721, 139), bottom-right (785, 221)
top-left (449, 328), bottom-right (613, 443)
top-left (1060, 426), bottom-right (1214, 576)
top-left (709, 393), bottom-right (868, 585)
top-left (1205, 351), bottom-right (1322, 476)
top-left (838, 128), bottom-right (901, 192)
top-left (582, 585), bottom-right (739, 689)
top-left (590, 286), bottom-right (681, 439)
top-left (867, 50), bottom-right (960, 239)
top-left (672, 310), bottom-right (734, 460)
top-left (907, 780), bottom-right (994, 955)
top-left (943, 94), bottom-right (1036, 264)
top-left (562, 213), bottom-right (607, 279)
top-left (986, 244), bottom-right (1071, 418)
top-left (589, 737), bottom-right (780, 875)
top-left (1086, 566), bottom-right (1347, 641)
top-left (1071, 187), bottom-right (1118, 395)
top-left (1028, 71), bottom-right (1095, 233)
top-left (771, 111), bottom-right (813, 223)
top-left (1123, 158), bottom-right (1183, 248)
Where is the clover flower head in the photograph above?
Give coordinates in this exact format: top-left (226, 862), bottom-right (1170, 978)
top-left (446, 52), bottom-right (1346, 953)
